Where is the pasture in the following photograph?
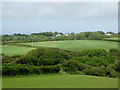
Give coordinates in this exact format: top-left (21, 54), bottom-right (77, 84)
top-left (2, 74), bottom-right (118, 88)
top-left (20, 40), bottom-right (118, 52)
top-left (1, 45), bottom-right (35, 56)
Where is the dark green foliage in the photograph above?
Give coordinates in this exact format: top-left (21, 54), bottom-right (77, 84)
top-left (80, 49), bottom-right (107, 58)
top-left (16, 47), bottom-right (70, 66)
top-left (83, 66), bottom-right (106, 77)
top-left (106, 32), bottom-right (115, 34)
top-left (62, 60), bottom-right (89, 73)
top-left (84, 32), bottom-right (92, 38)
top-left (106, 61), bottom-right (118, 77)
top-left (12, 55), bottom-right (21, 58)
top-left (2, 47), bottom-right (119, 78)
top-left (86, 56), bottom-right (108, 67)
top-left (2, 54), bottom-right (13, 63)
top-left (2, 64), bottom-right (60, 76)
top-left (71, 56), bottom-right (90, 63)
top-left (109, 48), bottom-right (118, 53)
top-left (88, 33), bottom-right (107, 40)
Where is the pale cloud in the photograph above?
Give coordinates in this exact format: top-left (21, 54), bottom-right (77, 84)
top-left (2, 0), bottom-right (119, 2)
top-left (2, 2), bottom-right (118, 21)
top-left (2, 2), bottom-right (118, 34)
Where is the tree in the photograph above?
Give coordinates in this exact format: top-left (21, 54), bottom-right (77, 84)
top-left (106, 32), bottom-right (115, 34)
top-left (84, 32), bottom-right (92, 38)
top-left (95, 31), bottom-right (105, 34)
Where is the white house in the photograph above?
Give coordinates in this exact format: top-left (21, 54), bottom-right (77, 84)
top-left (56, 34), bottom-right (61, 37)
top-left (106, 34), bottom-right (112, 36)
top-left (65, 34), bottom-right (69, 36)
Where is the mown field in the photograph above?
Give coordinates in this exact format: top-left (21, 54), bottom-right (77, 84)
top-left (2, 74), bottom-right (118, 88)
top-left (20, 40), bottom-right (118, 52)
top-left (1, 45), bottom-right (35, 56)
top-left (1, 40), bottom-right (118, 56)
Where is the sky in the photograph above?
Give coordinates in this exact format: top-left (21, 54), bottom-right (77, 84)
top-left (2, 2), bottom-right (118, 35)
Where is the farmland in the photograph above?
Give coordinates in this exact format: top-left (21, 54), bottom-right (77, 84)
top-left (20, 40), bottom-right (118, 52)
top-left (1, 40), bottom-right (119, 88)
top-left (2, 74), bottom-right (118, 88)
top-left (1, 2), bottom-right (119, 88)
top-left (1, 45), bottom-right (35, 56)
top-left (1, 40), bottom-right (118, 56)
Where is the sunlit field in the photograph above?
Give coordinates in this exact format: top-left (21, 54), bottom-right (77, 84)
top-left (2, 74), bottom-right (118, 88)
top-left (1, 45), bottom-right (35, 56)
top-left (20, 40), bottom-right (118, 52)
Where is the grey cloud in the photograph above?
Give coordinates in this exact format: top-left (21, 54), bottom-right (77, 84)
top-left (2, 2), bottom-right (118, 21)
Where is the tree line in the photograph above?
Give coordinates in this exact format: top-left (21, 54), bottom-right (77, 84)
top-left (1, 31), bottom-right (118, 42)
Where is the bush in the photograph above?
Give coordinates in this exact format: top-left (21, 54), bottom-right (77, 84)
top-left (86, 56), bottom-right (108, 67)
top-left (109, 48), bottom-right (118, 53)
top-left (110, 69), bottom-right (118, 78)
top-left (2, 64), bottom-right (60, 76)
top-left (62, 60), bottom-right (89, 73)
top-left (80, 49), bottom-right (107, 58)
top-left (17, 47), bottom-right (70, 66)
top-left (2, 54), bottom-right (13, 63)
top-left (12, 55), bottom-right (21, 58)
top-left (83, 67), bottom-right (106, 77)
top-left (71, 56), bottom-right (90, 63)
top-left (106, 62), bottom-right (118, 77)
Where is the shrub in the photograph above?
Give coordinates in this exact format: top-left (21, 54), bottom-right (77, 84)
top-left (106, 62), bottom-right (118, 77)
top-left (110, 69), bottom-right (118, 78)
top-left (83, 67), bottom-right (106, 77)
top-left (2, 64), bottom-right (60, 76)
top-left (62, 60), bottom-right (89, 73)
top-left (2, 54), bottom-right (13, 63)
top-left (109, 48), bottom-right (118, 53)
top-left (80, 49), bottom-right (107, 58)
top-left (71, 56), bottom-right (90, 63)
top-left (86, 56), bottom-right (108, 67)
top-left (17, 47), bottom-right (70, 66)
top-left (12, 55), bottom-right (21, 58)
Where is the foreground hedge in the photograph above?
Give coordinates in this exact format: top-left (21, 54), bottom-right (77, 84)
top-left (2, 64), bottom-right (60, 76)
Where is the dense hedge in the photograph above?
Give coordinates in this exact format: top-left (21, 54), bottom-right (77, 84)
top-left (2, 64), bottom-right (60, 76)
top-left (83, 66), bottom-right (106, 77)
top-left (80, 49), bottom-right (107, 57)
top-left (62, 60), bottom-right (90, 73)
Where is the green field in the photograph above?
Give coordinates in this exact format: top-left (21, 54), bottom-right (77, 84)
top-left (1, 40), bottom-right (118, 56)
top-left (1, 45), bottom-right (35, 56)
top-left (20, 40), bottom-right (118, 52)
top-left (2, 74), bottom-right (118, 88)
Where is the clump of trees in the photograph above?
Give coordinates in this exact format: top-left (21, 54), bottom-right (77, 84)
top-left (16, 47), bottom-right (70, 66)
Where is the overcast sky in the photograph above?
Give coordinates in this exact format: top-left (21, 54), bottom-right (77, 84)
top-left (2, 2), bottom-right (118, 35)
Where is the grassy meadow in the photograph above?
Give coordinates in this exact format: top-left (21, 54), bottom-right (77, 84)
top-left (2, 74), bottom-right (118, 88)
top-left (1, 45), bottom-right (35, 56)
top-left (20, 40), bottom-right (118, 52)
top-left (1, 40), bottom-right (118, 56)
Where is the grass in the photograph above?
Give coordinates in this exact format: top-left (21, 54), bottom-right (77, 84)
top-left (1, 45), bottom-right (35, 56)
top-left (2, 74), bottom-right (118, 88)
top-left (1, 40), bottom-right (118, 56)
top-left (20, 40), bottom-right (118, 52)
